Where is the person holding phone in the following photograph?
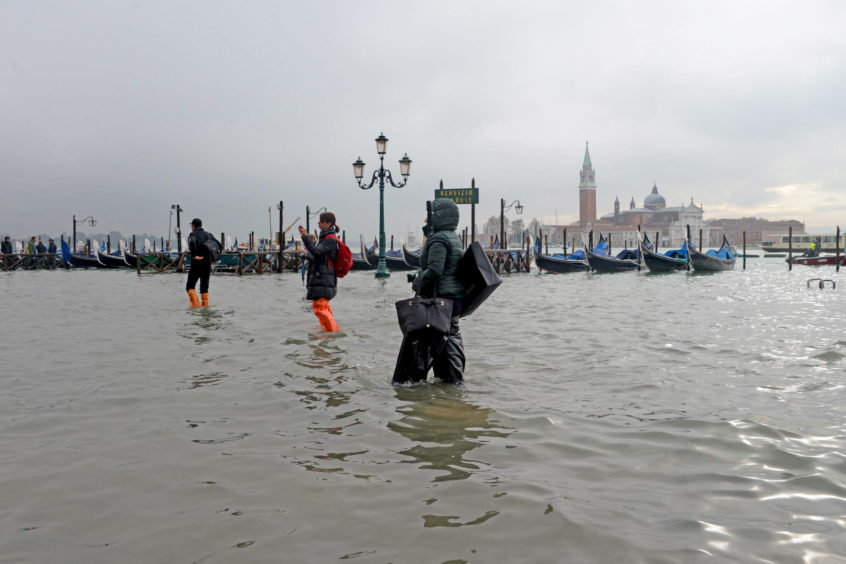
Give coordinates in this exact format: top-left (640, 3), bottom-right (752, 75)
top-left (298, 212), bottom-right (340, 332)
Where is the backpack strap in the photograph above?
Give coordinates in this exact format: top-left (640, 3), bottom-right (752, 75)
top-left (324, 233), bottom-right (339, 269)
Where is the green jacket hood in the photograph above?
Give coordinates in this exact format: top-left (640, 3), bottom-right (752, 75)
top-left (427, 199), bottom-right (460, 232)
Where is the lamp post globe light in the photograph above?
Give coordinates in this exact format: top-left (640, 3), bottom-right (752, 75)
top-left (500, 199), bottom-right (523, 250)
top-left (353, 133), bottom-right (411, 278)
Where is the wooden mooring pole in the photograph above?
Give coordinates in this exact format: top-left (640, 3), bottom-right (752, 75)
top-left (788, 226), bottom-right (793, 271)
top-left (837, 225), bottom-right (841, 273)
top-left (686, 225), bottom-right (692, 271)
top-left (743, 231), bottom-right (746, 270)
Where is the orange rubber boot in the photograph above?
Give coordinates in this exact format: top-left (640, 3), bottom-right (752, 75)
top-left (201, 292), bottom-right (209, 306)
top-left (312, 298), bottom-right (339, 332)
top-left (187, 289), bottom-right (201, 307)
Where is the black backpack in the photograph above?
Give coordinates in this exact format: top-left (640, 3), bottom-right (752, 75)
top-left (204, 235), bottom-right (222, 263)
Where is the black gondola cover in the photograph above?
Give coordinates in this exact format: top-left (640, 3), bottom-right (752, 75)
top-left (455, 241), bottom-right (502, 318)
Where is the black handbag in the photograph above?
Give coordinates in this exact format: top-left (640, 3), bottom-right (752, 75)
top-left (456, 241), bottom-right (502, 317)
top-left (395, 296), bottom-right (454, 337)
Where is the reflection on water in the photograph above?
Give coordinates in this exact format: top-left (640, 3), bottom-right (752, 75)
top-left (181, 306), bottom-right (231, 344)
top-left (389, 386), bottom-right (512, 483)
top-left (284, 333), bottom-right (355, 411)
top-left (4, 266), bottom-right (846, 561)
top-left (284, 332), bottom-right (350, 373)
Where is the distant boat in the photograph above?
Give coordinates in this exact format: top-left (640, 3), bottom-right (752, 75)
top-left (402, 244), bottom-right (421, 268)
top-left (534, 237), bottom-right (589, 274)
top-left (688, 234), bottom-right (736, 272)
top-left (534, 251), bottom-right (590, 273)
top-left (68, 253), bottom-right (105, 268)
top-left (351, 235), bottom-right (375, 271)
top-left (97, 249), bottom-right (130, 268)
top-left (385, 249), bottom-right (415, 271)
top-left (640, 231), bottom-right (688, 272)
top-left (761, 233), bottom-right (845, 253)
top-left (585, 235), bottom-right (640, 272)
top-left (786, 251), bottom-right (845, 266)
top-left (123, 250), bottom-right (139, 268)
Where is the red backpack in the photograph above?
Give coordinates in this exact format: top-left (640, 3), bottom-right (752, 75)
top-left (325, 234), bottom-right (352, 278)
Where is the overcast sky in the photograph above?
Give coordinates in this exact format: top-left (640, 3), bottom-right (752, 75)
top-left (2, 0), bottom-right (845, 243)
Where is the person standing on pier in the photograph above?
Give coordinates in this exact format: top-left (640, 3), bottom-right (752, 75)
top-left (298, 212), bottom-right (340, 332)
top-left (394, 198), bottom-right (465, 384)
top-left (186, 218), bottom-right (215, 307)
top-left (26, 237), bottom-right (36, 254)
top-left (1, 237), bottom-right (12, 255)
top-left (36, 239), bottom-right (46, 254)
top-left (48, 239), bottom-right (57, 254)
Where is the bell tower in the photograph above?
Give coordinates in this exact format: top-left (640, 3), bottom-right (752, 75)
top-left (579, 141), bottom-right (597, 226)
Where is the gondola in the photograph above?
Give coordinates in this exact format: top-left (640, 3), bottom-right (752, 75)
top-left (639, 232), bottom-right (688, 272)
top-left (97, 249), bottom-right (131, 268)
top-left (688, 234), bottom-right (736, 272)
top-left (123, 250), bottom-right (139, 268)
top-left (535, 252), bottom-right (590, 273)
top-left (402, 244), bottom-right (421, 268)
top-left (585, 235), bottom-right (640, 272)
top-left (534, 245), bottom-right (589, 273)
top-left (68, 253), bottom-right (106, 268)
top-left (351, 235), bottom-right (376, 271)
top-left (385, 249), bottom-right (415, 271)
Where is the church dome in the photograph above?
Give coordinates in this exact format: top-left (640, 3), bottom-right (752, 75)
top-left (644, 183), bottom-right (666, 210)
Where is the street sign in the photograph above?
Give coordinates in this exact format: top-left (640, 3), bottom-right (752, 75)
top-left (434, 187), bottom-right (479, 205)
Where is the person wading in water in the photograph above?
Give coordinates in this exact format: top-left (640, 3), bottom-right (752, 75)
top-left (186, 218), bottom-right (213, 307)
top-left (394, 198), bottom-right (465, 384)
top-left (298, 212), bottom-right (340, 332)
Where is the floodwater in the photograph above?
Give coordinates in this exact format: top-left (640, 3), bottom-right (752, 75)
top-left (1, 258), bottom-right (845, 563)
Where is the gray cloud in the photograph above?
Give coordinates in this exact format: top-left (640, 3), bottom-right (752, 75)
top-left (2, 0), bottom-right (845, 242)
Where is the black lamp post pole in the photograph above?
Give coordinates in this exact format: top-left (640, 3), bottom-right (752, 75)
top-left (175, 205), bottom-right (183, 253)
top-left (279, 200), bottom-right (285, 249)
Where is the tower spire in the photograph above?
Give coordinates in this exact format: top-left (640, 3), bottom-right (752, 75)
top-left (578, 141), bottom-right (597, 226)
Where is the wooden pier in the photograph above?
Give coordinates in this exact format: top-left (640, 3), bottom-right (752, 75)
top-left (0, 253), bottom-right (62, 271)
top-left (2, 247), bottom-right (527, 275)
top-left (483, 249), bottom-right (531, 274)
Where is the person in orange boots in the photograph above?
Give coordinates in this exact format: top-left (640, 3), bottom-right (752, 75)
top-left (186, 217), bottom-right (217, 307)
top-left (298, 212), bottom-right (340, 332)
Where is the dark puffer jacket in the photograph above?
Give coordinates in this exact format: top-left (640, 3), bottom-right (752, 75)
top-left (416, 199), bottom-right (464, 298)
top-left (303, 227), bottom-right (339, 300)
top-left (188, 228), bottom-right (211, 270)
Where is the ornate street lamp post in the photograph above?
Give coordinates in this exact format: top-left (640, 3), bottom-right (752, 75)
top-left (306, 205), bottom-right (327, 235)
top-left (353, 133), bottom-right (412, 278)
top-left (72, 214), bottom-right (96, 252)
top-left (500, 199), bottom-right (523, 250)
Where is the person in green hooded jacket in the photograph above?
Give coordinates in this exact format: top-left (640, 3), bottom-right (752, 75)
top-left (393, 198), bottom-right (465, 384)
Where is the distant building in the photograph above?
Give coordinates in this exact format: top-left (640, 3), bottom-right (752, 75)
top-left (570, 143), bottom-right (707, 248)
top-left (536, 144), bottom-right (805, 252)
top-left (578, 142), bottom-right (597, 227)
top-left (706, 218), bottom-right (805, 247)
